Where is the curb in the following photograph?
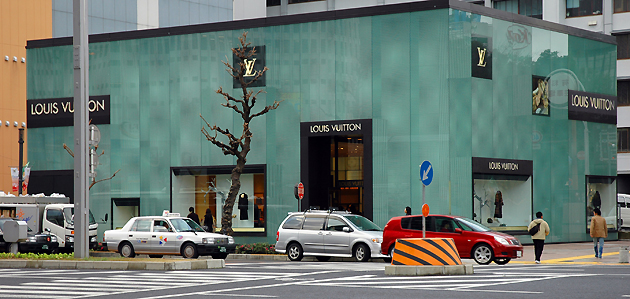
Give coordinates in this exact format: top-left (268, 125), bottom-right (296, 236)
top-left (384, 264), bottom-right (474, 276)
top-left (0, 259), bottom-right (225, 271)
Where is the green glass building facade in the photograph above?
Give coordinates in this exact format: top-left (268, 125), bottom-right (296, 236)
top-left (26, 1), bottom-right (617, 245)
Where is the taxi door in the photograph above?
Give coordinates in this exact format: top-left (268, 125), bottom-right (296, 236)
top-left (151, 219), bottom-right (179, 254)
top-left (127, 219), bottom-right (152, 252)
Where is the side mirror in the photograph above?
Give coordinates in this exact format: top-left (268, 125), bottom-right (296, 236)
top-left (343, 227), bottom-right (351, 232)
top-left (454, 228), bottom-right (463, 233)
top-left (44, 227), bottom-right (51, 232)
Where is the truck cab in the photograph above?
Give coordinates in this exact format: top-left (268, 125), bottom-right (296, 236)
top-left (43, 204), bottom-right (98, 251)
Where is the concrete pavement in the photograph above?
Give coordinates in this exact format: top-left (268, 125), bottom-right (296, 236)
top-left (511, 240), bottom-right (630, 264)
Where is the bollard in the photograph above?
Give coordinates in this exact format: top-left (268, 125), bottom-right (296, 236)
top-left (620, 246), bottom-right (629, 263)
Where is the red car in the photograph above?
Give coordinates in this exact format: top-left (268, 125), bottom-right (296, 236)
top-left (382, 214), bottom-right (523, 265)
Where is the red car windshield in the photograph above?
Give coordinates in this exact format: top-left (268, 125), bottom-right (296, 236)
top-left (456, 217), bottom-right (492, 232)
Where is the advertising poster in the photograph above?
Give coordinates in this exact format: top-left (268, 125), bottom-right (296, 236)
top-left (10, 167), bottom-right (19, 192)
top-left (22, 167), bottom-right (30, 192)
top-left (532, 76), bottom-right (549, 116)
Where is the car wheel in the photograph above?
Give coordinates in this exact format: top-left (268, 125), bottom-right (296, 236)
top-left (354, 244), bottom-right (370, 262)
top-left (211, 253), bottom-right (229, 259)
top-left (472, 244), bottom-right (494, 265)
top-left (119, 242), bottom-right (136, 258)
top-left (148, 255), bottom-right (163, 258)
top-left (494, 257), bottom-right (511, 265)
top-left (287, 243), bottom-right (303, 261)
top-left (316, 256), bottom-right (331, 262)
top-left (383, 245), bottom-right (395, 263)
top-left (181, 243), bottom-right (199, 259)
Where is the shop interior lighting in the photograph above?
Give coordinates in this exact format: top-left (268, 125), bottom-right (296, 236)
top-left (21, 122), bottom-right (25, 127)
top-left (13, 56), bottom-right (17, 62)
top-left (4, 56), bottom-right (8, 61)
top-left (21, 58), bottom-right (25, 63)
top-left (13, 121), bottom-right (18, 127)
top-left (5, 121), bottom-right (9, 127)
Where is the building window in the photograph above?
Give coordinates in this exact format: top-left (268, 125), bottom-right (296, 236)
top-left (493, 0), bottom-right (543, 19)
top-left (172, 165), bottom-right (267, 236)
top-left (267, 0), bottom-right (280, 6)
top-left (619, 128), bottom-right (630, 152)
top-left (615, 0), bottom-right (630, 12)
top-left (617, 34), bottom-right (630, 60)
top-left (586, 176), bottom-right (617, 231)
top-left (566, 0), bottom-right (603, 17)
top-left (619, 80), bottom-right (630, 106)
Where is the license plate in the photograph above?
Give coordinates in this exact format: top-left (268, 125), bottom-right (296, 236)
top-left (516, 250), bottom-right (522, 257)
top-left (219, 246), bottom-right (226, 253)
top-left (42, 245), bottom-right (48, 250)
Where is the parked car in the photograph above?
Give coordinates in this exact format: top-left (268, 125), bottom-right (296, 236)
top-left (0, 218), bottom-right (59, 254)
top-left (103, 212), bottom-right (236, 259)
top-left (382, 214), bottom-right (523, 265)
top-left (275, 210), bottom-right (386, 262)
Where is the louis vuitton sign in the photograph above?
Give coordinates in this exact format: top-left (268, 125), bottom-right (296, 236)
top-left (568, 90), bottom-right (616, 124)
top-left (27, 95), bottom-right (110, 128)
top-left (233, 46), bottom-right (266, 88)
top-left (472, 36), bottom-right (492, 80)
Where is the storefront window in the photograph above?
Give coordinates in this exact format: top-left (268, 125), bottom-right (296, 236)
top-left (171, 166), bottom-right (266, 235)
top-left (473, 174), bottom-right (533, 232)
top-left (586, 176), bottom-right (616, 231)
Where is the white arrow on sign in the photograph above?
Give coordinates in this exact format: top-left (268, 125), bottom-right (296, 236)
top-left (422, 165), bottom-right (432, 181)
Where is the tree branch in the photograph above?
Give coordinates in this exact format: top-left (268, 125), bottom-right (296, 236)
top-left (89, 169), bottom-right (121, 190)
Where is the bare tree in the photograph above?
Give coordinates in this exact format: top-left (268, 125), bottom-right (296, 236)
top-left (201, 32), bottom-right (281, 235)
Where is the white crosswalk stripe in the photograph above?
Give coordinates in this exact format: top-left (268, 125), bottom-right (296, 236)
top-left (0, 269), bottom-right (294, 299)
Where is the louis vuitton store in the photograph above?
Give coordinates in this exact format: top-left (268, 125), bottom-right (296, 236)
top-left (25, 1), bottom-right (618, 244)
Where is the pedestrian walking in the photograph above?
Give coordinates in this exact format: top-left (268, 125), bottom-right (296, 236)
top-left (404, 206), bottom-right (412, 215)
top-left (590, 208), bottom-right (608, 258)
top-left (187, 207), bottom-right (200, 225)
top-left (528, 211), bottom-right (550, 264)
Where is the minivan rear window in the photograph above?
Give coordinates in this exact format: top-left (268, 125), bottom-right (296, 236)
top-left (282, 215), bottom-right (305, 229)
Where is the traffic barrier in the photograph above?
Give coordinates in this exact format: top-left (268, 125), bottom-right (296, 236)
top-left (391, 238), bottom-right (462, 266)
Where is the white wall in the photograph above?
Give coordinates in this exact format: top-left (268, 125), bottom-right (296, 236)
top-left (137, 0), bottom-right (160, 30)
top-left (234, 0), bottom-right (267, 20)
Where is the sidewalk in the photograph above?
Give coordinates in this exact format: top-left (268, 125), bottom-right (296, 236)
top-left (511, 240), bottom-right (630, 264)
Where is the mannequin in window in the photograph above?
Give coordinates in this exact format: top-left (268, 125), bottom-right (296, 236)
top-left (494, 190), bottom-right (503, 218)
top-left (238, 193), bottom-right (249, 220)
top-left (591, 191), bottom-right (601, 210)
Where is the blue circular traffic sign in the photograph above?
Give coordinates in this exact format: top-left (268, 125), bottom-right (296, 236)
top-left (420, 160), bottom-right (433, 186)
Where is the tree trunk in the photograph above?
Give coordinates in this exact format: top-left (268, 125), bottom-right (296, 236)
top-left (220, 156), bottom-right (246, 235)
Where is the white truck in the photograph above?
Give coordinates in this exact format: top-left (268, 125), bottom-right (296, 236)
top-left (0, 196), bottom-right (98, 252)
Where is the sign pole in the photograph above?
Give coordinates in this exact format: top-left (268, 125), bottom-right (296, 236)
top-left (422, 184), bottom-right (426, 238)
top-left (419, 160), bottom-right (433, 239)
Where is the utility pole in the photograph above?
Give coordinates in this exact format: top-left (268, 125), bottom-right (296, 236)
top-left (18, 128), bottom-right (24, 195)
top-left (73, 0), bottom-right (89, 258)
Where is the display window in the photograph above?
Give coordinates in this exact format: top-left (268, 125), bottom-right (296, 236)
top-left (472, 157), bottom-right (533, 233)
top-left (473, 174), bottom-right (532, 231)
top-left (171, 165), bottom-right (266, 236)
top-left (586, 176), bottom-right (617, 231)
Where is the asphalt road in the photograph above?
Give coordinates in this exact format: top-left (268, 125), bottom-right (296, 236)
top-left (0, 260), bottom-right (629, 299)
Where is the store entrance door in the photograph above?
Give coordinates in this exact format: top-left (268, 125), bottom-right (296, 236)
top-left (300, 120), bottom-right (373, 219)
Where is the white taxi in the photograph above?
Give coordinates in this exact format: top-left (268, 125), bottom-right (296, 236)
top-left (103, 211), bottom-right (235, 259)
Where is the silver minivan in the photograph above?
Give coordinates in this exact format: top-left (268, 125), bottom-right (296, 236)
top-left (275, 210), bottom-right (385, 262)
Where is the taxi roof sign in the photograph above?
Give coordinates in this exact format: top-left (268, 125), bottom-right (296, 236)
top-left (162, 210), bottom-right (181, 217)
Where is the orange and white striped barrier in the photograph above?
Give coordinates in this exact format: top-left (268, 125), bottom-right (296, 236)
top-left (391, 238), bottom-right (462, 266)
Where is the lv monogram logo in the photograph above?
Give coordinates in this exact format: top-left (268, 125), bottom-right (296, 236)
top-left (477, 47), bottom-right (487, 67)
top-left (244, 58), bottom-right (258, 77)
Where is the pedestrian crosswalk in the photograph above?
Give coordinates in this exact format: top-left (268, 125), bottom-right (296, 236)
top-left (0, 264), bottom-right (602, 299)
top-left (0, 269), bottom-right (290, 298)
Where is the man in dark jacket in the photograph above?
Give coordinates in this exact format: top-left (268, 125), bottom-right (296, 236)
top-left (187, 207), bottom-right (200, 225)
